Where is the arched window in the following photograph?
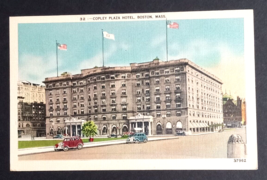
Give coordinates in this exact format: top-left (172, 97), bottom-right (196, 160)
top-left (156, 124), bottom-right (162, 134)
top-left (26, 124), bottom-right (30, 128)
top-left (102, 127), bottom-right (107, 135)
top-left (176, 121), bottom-right (182, 129)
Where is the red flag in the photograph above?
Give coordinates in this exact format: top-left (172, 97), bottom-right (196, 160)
top-left (58, 44), bottom-right (67, 50)
top-left (167, 22), bottom-right (179, 29)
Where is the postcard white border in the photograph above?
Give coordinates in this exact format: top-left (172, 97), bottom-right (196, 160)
top-left (10, 10), bottom-right (257, 171)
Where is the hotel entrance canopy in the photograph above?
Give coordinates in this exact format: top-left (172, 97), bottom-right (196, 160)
top-left (128, 113), bottom-right (153, 135)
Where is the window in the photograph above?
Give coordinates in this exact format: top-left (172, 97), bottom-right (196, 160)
top-left (102, 92), bottom-right (106, 97)
top-left (155, 88), bottom-right (160, 92)
top-left (137, 90), bottom-right (141, 94)
top-left (122, 90), bottom-right (126, 95)
top-left (156, 104), bottom-right (161, 109)
top-left (165, 78), bottom-right (170, 83)
top-left (166, 103), bottom-right (171, 108)
top-left (73, 103), bottom-right (77, 108)
top-left (49, 91), bottom-right (52, 95)
top-left (175, 68), bottom-right (180, 73)
top-left (175, 76), bottom-right (180, 82)
top-left (166, 112), bottom-right (171, 117)
top-left (101, 76), bottom-right (105, 80)
top-left (111, 99), bottom-right (116, 104)
top-left (165, 86), bottom-right (170, 91)
top-left (156, 96), bottom-right (160, 101)
top-left (112, 115), bottom-right (116, 120)
top-left (122, 82), bottom-right (126, 87)
top-left (176, 85), bottom-right (181, 90)
top-left (94, 85), bottom-right (97, 90)
top-left (177, 111), bottom-right (181, 116)
top-left (102, 99), bottom-right (106, 105)
top-left (73, 82), bottom-right (77, 86)
top-left (103, 116), bottom-right (106, 120)
top-left (64, 111), bottom-right (67, 115)
top-left (80, 88), bottom-right (84, 93)
top-left (165, 70), bottom-right (170, 74)
top-left (74, 111), bottom-right (77, 115)
top-left (146, 105), bottom-right (150, 110)
top-left (81, 104), bottom-right (84, 107)
top-left (80, 96), bottom-right (84, 100)
top-left (136, 74), bottom-right (140, 78)
top-left (102, 84), bottom-right (105, 89)
top-left (95, 108), bottom-right (98, 113)
top-left (176, 103), bottom-right (181, 108)
top-left (63, 89), bottom-right (67, 94)
top-left (81, 110), bottom-right (84, 114)
top-left (145, 89), bottom-right (150, 94)
top-left (155, 79), bottom-right (160, 84)
top-left (136, 82), bottom-right (141, 87)
top-left (50, 112), bottom-right (53, 116)
top-left (155, 71), bottom-right (159, 76)
top-left (166, 95), bottom-right (171, 100)
top-left (111, 106), bottom-right (116, 111)
top-left (137, 98), bottom-right (141, 102)
top-left (145, 73), bottom-right (149, 77)
top-left (111, 91), bottom-right (115, 96)
top-left (63, 98), bottom-right (67, 102)
top-left (122, 114), bottom-right (127, 120)
top-left (94, 116), bottom-right (98, 120)
top-left (94, 100), bottom-right (97, 105)
top-left (121, 74), bottom-right (126, 79)
top-left (146, 97), bottom-right (150, 102)
top-left (110, 83), bottom-right (115, 88)
top-left (102, 108), bottom-right (106, 112)
top-left (94, 93), bottom-right (97, 97)
top-left (156, 112), bottom-right (161, 117)
top-left (122, 106), bottom-right (127, 111)
top-left (111, 75), bottom-right (115, 79)
top-left (145, 81), bottom-right (150, 86)
top-left (137, 106), bottom-right (141, 111)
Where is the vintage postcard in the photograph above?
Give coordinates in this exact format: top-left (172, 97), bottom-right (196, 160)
top-left (10, 10), bottom-right (257, 170)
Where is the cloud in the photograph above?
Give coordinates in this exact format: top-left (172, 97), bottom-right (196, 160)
top-left (205, 44), bottom-right (245, 98)
top-left (19, 54), bottom-right (61, 85)
top-left (151, 35), bottom-right (166, 48)
top-left (167, 40), bottom-right (246, 98)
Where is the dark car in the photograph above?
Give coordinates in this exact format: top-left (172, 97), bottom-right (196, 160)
top-left (126, 132), bottom-right (148, 143)
top-left (176, 130), bottom-right (186, 136)
top-left (54, 136), bottom-right (84, 151)
top-left (53, 134), bottom-right (63, 139)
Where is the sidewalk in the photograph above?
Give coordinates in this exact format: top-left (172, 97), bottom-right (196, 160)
top-left (18, 136), bottom-right (179, 156)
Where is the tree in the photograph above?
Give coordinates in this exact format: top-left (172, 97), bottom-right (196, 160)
top-left (81, 121), bottom-right (98, 139)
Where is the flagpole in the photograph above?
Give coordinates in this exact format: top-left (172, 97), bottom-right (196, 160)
top-left (102, 29), bottom-right (104, 67)
top-left (56, 40), bottom-right (58, 77)
top-left (166, 18), bottom-right (168, 61)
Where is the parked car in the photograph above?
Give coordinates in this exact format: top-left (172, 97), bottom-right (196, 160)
top-left (54, 136), bottom-right (84, 151)
top-left (176, 130), bottom-right (186, 136)
top-left (53, 134), bottom-right (63, 139)
top-left (126, 132), bottom-right (148, 143)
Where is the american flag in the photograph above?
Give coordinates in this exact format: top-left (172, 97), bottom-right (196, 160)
top-left (58, 43), bottom-right (67, 50)
top-left (167, 22), bottom-right (179, 29)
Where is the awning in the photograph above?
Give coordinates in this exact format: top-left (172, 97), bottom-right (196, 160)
top-left (189, 123), bottom-right (195, 128)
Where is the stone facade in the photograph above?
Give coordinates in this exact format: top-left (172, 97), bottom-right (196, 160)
top-left (17, 81), bottom-right (46, 103)
top-left (223, 96), bottom-right (242, 128)
top-left (43, 58), bottom-right (223, 138)
top-left (18, 101), bottom-right (46, 137)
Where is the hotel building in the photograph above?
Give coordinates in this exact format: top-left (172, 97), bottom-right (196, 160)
top-left (43, 58), bottom-right (223, 138)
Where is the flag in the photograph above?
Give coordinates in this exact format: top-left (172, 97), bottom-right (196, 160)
top-left (58, 43), bottom-right (67, 50)
top-left (103, 31), bottom-right (115, 40)
top-left (167, 22), bottom-right (179, 29)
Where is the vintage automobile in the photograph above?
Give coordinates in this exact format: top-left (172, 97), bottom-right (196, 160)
top-left (54, 136), bottom-right (84, 151)
top-left (126, 132), bottom-right (148, 143)
top-left (176, 130), bottom-right (186, 136)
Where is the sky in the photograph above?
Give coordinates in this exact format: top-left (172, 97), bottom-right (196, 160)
top-left (18, 18), bottom-right (245, 98)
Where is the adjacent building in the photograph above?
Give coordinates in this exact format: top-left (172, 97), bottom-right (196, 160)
top-left (43, 58), bottom-right (223, 138)
top-left (18, 101), bottom-right (46, 137)
top-left (223, 95), bottom-right (242, 128)
top-left (17, 81), bottom-right (46, 138)
top-left (18, 81), bottom-right (46, 103)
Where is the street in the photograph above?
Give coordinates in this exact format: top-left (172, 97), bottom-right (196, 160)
top-left (19, 128), bottom-right (246, 160)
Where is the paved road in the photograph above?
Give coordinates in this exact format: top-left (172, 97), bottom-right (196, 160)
top-left (19, 128), bottom-right (246, 160)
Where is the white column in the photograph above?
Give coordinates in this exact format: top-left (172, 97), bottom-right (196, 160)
top-left (76, 124), bottom-right (77, 136)
top-left (65, 126), bottom-right (67, 136)
top-left (149, 122), bottom-right (151, 136)
top-left (142, 121), bottom-right (144, 133)
top-left (70, 124), bottom-right (72, 136)
top-left (129, 122), bottom-right (132, 132)
top-left (135, 122), bottom-right (137, 128)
